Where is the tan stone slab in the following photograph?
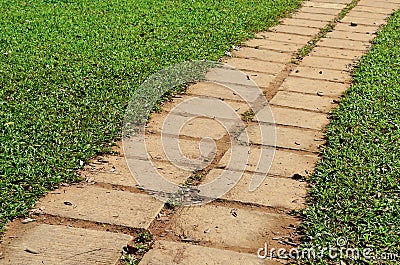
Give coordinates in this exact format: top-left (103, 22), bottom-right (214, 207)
top-left (334, 23), bottom-right (379, 34)
top-left (358, 0), bottom-right (400, 9)
top-left (309, 0), bottom-right (351, 4)
top-left (291, 66), bottom-right (351, 83)
top-left (326, 30), bottom-right (376, 42)
top-left (270, 105), bottom-right (329, 130)
top-left (300, 56), bottom-right (354, 70)
top-left (282, 17), bottom-right (327, 29)
top-left (291, 12), bottom-right (334, 22)
top-left (300, 6), bottom-right (342, 15)
top-left (303, 1), bottom-right (346, 9)
top-left (317, 38), bottom-right (372, 51)
top-left (310, 46), bottom-right (364, 60)
top-left (341, 16), bottom-right (387, 26)
top-left (271, 91), bottom-right (335, 113)
top-left (351, 5), bottom-right (395, 15)
top-left (225, 58), bottom-right (285, 74)
top-left (281, 76), bottom-right (349, 97)
top-left (244, 124), bottom-right (324, 152)
top-left (256, 32), bottom-right (311, 44)
top-left (246, 39), bottom-right (302, 52)
top-left (218, 145), bottom-right (318, 177)
top-left (187, 81), bottom-right (244, 101)
top-left (79, 154), bottom-right (137, 187)
top-left (271, 24), bottom-right (320, 36)
top-left (1, 224), bottom-right (131, 265)
top-left (232, 47), bottom-right (291, 63)
top-left (39, 185), bottom-right (164, 228)
top-left (140, 240), bottom-right (282, 265)
top-left (203, 169), bottom-right (306, 209)
top-left (248, 71), bottom-right (277, 88)
top-left (346, 10), bottom-right (392, 19)
top-left (167, 203), bottom-right (301, 250)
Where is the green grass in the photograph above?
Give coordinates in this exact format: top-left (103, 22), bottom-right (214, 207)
top-left (301, 10), bottom-right (400, 264)
top-left (0, 0), bottom-right (302, 231)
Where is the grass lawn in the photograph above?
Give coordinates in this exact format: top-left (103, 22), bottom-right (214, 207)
top-left (301, 10), bottom-right (400, 264)
top-left (0, 0), bottom-right (302, 231)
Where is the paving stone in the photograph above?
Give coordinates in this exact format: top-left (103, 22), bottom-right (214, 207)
top-left (346, 10), bottom-right (393, 19)
top-left (281, 17), bottom-right (327, 28)
top-left (317, 38), bottom-right (371, 51)
top-left (39, 185), bottom-right (164, 229)
top-left (326, 30), bottom-right (376, 42)
top-left (140, 240), bottom-right (282, 265)
top-left (310, 0), bottom-right (351, 4)
top-left (232, 47), bottom-right (292, 63)
top-left (351, 5), bottom-right (395, 15)
top-left (225, 58), bottom-right (285, 74)
top-left (291, 12), bottom-right (335, 22)
top-left (270, 91), bottom-right (335, 113)
top-left (203, 169), bottom-right (306, 209)
top-left (1, 224), bottom-right (131, 265)
top-left (291, 66), bottom-right (351, 83)
top-left (281, 76), bottom-right (349, 97)
top-left (358, 0), bottom-right (400, 9)
top-left (218, 145), bottom-right (318, 177)
top-left (270, 105), bottom-right (329, 130)
top-left (303, 1), bottom-right (346, 9)
top-left (79, 153), bottom-right (138, 187)
top-left (243, 124), bottom-right (324, 152)
top-left (186, 81), bottom-right (244, 101)
top-left (340, 16), bottom-right (387, 26)
top-left (247, 71), bottom-right (278, 88)
top-left (300, 56), bottom-right (354, 70)
top-left (334, 23), bottom-right (379, 34)
top-left (246, 39), bottom-right (302, 52)
top-left (310, 46), bottom-right (364, 60)
top-left (271, 24), bottom-right (320, 36)
top-left (300, 6), bottom-right (342, 15)
top-left (167, 203), bottom-right (301, 250)
top-left (256, 32), bottom-right (311, 44)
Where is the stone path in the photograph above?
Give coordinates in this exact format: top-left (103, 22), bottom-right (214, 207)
top-left (1, 0), bottom-right (399, 264)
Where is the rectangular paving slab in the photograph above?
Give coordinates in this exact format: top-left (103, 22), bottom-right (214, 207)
top-left (325, 30), bottom-right (376, 42)
top-left (225, 58), bottom-right (285, 74)
top-left (139, 240), bottom-right (283, 265)
top-left (281, 76), bottom-right (349, 97)
top-left (39, 185), bottom-right (164, 229)
top-left (300, 56), bottom-right (354, 71)
top-left (270, 91), bottom-right (336, 113)
top-left (166, 203), bottom-right (300, 251)
top-left (1, 223), bottom-right (131, 265)
top-left (255, 32), bottom-right (311, 44)
top-left (310, 46), bottom-right (365, 60)
top-left (317, 38), bottom-right (372, 51)
top-left (245, 39), bottom-right (302, 53)
top-left (202, 169), bottom-right (306, 209)
top-left (282, 17), bottom-right (327, 29)
top-left (232, 47), bottom-right (292, 63)
top-left (291, 66), bottom-right (351, 83)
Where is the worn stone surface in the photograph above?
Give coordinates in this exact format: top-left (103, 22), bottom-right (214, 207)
top-left (351, 5), bottom-right (395, 15)
top-left (232, 47), bottom-right (291, 63)
top-left (357, 0), bottom-right (399, 10)
top-left (242, 124), bottom-right (324, 152)
top-left (270, 105), bottom-right (329, 130)
top-left (341, 15), bottom-right (387, 26)
top-left (310, 46), bottom-right (364, 60)
top-left (291, 12), bottom-right (335, 22)
top-left (311, 0), bottom-right (351, 3)
top-left (300, 56), bottom-right (354, 71)
top-left (281, 76), bottom-right (349, 97)
top-left (334, 23), bottom-right (379, 34)
top-left (256, 32), bottom-right (311, 44)
top-left (317, 38), bottom-right (372, 51)
top-left (325, 30), bottom-right (376, 42)
top-left (218, 145), bottom-right (318, 177)
top-left (303, 1), bottom-right (346, 9)
top-left (167, 203), bottom-right (301, 250)
top-left (225, 58), bottom-right (285, 74)
top-left (271, 24), bottom-right (320, 36)
top-left (282, 17), bottom-right (327, 28)
top-left (270, 91), bottom-right (336, 113)
top-left (202, 169), bottom-right (306, 209)
top-left (140, 240), bottom-right (283, 265)
top-left (291, 66), bottom-right (351, 83)
top-left (1, 224), bottom-right (131, 265)
top-left (300, 6), bottom-right (342, 15)
top-left (246, 39), bottom-right (302, 52)
top-left (39, 185), bottom-right (164, 229)
top-left (346, 10), bottom-right (393, 19)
